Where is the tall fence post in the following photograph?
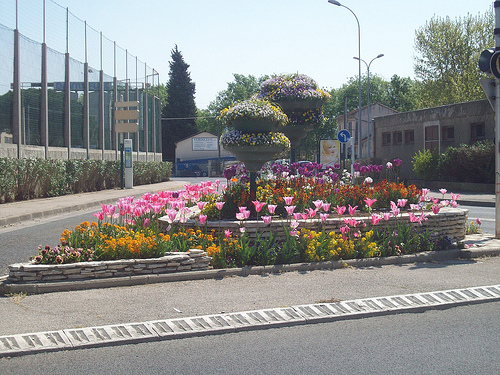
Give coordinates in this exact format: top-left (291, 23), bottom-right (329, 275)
top-left (12, 29), bottom-right (22, 158)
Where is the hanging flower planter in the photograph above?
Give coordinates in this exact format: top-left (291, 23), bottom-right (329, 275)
top-left (277, 98), bottom-right (325, 112)
top-left (224, 144), bottom-right (288, 172)
top-left (230, 119), bottom-right (279, 133)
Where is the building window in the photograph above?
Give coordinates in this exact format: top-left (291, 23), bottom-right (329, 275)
top-left (425, 125), bottom-right (439, 154)
top-left (441, 126), bottom-right (455, 142)
top-left (471, 123), bottom-right (485, 141)
top-left (382, 132), bottom-right (391, 146)
top-left (393, 131), bottom-right (402, 145)
top-left (404, 130), bottom-right (414, 144)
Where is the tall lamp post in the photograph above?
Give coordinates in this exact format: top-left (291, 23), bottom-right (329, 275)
top-left (353, 54), bottom-right (384, 160)
top-left (327, 0), bottom-right (362, 159)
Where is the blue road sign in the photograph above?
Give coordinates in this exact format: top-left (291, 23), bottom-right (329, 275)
top-left (338, 129), bottom-right (351, 143)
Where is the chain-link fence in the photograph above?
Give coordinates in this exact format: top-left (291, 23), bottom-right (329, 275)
top-left (0, 0), bottom-right (161, 160)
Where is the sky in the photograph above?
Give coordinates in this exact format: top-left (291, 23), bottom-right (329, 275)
top-left (4, 0), bottom-right (495, 109)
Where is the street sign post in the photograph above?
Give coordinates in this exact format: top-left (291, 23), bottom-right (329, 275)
top-left (114, 100), bottom-right (139, 189)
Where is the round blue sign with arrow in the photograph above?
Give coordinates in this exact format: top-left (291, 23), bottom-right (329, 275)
top-left (337, 129), bottom-right (351, 144)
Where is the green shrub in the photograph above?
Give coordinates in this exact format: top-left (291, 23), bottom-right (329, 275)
top-left (412, 149), bottom-right (439, 180)
top-left (439, 141), bottom-right (494, 183)
top-left (0, 157), bottom-right (172, 203)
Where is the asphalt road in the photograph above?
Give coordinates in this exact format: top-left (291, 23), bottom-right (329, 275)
top-left (1, 301), bottom-right (499, 374)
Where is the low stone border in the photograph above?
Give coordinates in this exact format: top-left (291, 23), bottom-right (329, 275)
top-left (6, 250), bottom-right (211, 283)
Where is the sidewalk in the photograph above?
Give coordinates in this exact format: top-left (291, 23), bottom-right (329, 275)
top-left (0, 179), bottom-right (191, 227)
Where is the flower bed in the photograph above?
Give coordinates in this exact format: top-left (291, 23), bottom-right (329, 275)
top-left (20, 162), bottom-right (468, 276)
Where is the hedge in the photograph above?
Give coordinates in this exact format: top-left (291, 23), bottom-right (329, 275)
top-left (0, 158), bottom-right (172, 203)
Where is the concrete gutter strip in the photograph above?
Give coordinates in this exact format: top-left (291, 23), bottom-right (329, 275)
top-left (0, 248), bottom-right (495, 296)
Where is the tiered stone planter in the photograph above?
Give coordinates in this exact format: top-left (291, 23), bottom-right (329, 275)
top-left (7, 250), bottom-right (211, 283)
top-left (160, 207), bottom-right (468, 243)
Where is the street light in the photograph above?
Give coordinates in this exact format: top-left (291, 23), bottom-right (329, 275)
top-left (327, 0), bottom-right (362, 159)
top-left (353, 53), bottom-right (384, 160)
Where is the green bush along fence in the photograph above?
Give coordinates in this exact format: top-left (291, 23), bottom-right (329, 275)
top-left (0, 158), bottom-right (172, 203)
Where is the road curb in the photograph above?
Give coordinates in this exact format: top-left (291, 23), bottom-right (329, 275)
top-left (2, 248), bottom-right (498, 296)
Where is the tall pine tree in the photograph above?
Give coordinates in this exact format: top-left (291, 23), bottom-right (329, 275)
top-left (161, 45), bottom-right (197, 161)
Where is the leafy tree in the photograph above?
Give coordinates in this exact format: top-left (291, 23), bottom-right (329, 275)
top-left (386, 75), bottom-right (417, 112)
top-left (161, 45), bottom-right (197, 161)
top-left (413, 10), bottom-right (494, 107)
top-left (207, 73), bottom-right (269, 115)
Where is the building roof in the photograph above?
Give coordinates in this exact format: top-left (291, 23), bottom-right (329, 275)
top-left (174, 131), bottom-right (218, 145)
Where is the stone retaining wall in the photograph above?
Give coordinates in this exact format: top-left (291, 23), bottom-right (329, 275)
top-left (8, 250), bottom-right (211, 283)
top-left (161, 208), bottom-right (468, 243)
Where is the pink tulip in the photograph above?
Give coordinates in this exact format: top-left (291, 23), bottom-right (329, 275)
top-left (476, 218), bottom-right (482, 225)
top-left (383, 212), bottom-right (391, 221)
top-left (293, 213), bottom-right (302, 220)
top-left (143, 218), bottom-right (150, 228)
top-left (340, 226), bottom-right (350, 235)
top-left (285, 205), bottom-right (296, 215)
top-left (216, 202), bottom-right (225, 211)
top-left (238, 206), bottom-right (248, 213)
top-left (240, 227), bottom-right (246, 234)
top-left (197, 201), bottom-right (207, 210)
top-left (224, 229), bottom-right (232, 238)
top-left (432, 205), bottom-right (441, 214)
top-left (284, 196), bottom-right (294, 205)
top-left (451, 193), bottom-right (460, 201)
top-left (289, 230), bottom-right (298, 237)
top-left (306, 208), bottom-right (318, 218)
top-left (166, 209), bottom-right (177, 223)
top-left (322, 203), bottom-right (331, 212)
top-left (262, 216), bottom-right (272, 225)
top-left (408, 213), bottom-right (419, 223)
top-left (313, 200), bottom-right (324, 209)
top-left (348, 205), bottom-right (357, 216)
top-left (236, 213), bottom-right (246, 221)
top-left (371, 214), bottom-right (381, 225)
top-left (335, 205), bottom-right (346, 215)
top-left (267, 204), bottom-right (277, 214)
top-left (93, 211), bottom-right (105, 221)
top-left (421, 188), bottom-right (430, 196)
top-left (439, 188), bottom-right (447, 195)
top-left (391, 207), bottom-right (400, 217)
top-left (409, 204), bottom-right (420, 210)
top-left (243, 209), bottom-right (251, 219)
top-left (252, 200), bottom-right (266, 213)
top-left (364, 198), bottom-right (377, 208)
top-left (301, 213), bottom-right (309, 220)
top-left (418, 212), bottom-right (429, 223)
top-left (290, 220), bottom-right (300, 230)
top-left (320, 213), bottom-right (329, 223)
top-left (199, 214), bottom-right (207, 224)
top-left (397, 199), bottom-right (407, 208)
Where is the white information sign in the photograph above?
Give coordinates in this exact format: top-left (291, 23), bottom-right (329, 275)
top-left (192, 137), bottom-right (218, 151)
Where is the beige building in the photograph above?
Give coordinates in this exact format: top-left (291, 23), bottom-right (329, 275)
top-left (174, 131), bottom-right (235, 176)
top-left (373, 99), bottom-right (494, 180)
top-left (336, 103), bottom-right (398, 159)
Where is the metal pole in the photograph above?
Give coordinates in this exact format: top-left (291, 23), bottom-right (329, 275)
top-left (327, 1), bottom-right (362, 159)
top-left (494, 0), bottom-right (500, 238)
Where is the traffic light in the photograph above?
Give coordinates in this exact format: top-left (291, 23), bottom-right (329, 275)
top-left (479, 47), bottom-right (500, 79)
top-left (479, 48), bottom-right (494, 76)
top-left (490, 50), bottom-right (500, 79)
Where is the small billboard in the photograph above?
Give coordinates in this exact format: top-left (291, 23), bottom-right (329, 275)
top-left (320, 139), bottom-right (340, 167)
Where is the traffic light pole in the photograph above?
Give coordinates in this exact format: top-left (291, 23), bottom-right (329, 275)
top-left (495, 1), bottom-right (500, 238)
